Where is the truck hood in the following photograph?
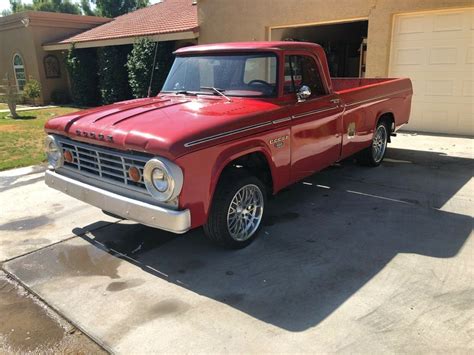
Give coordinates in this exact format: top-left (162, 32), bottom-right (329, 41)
top-left (45, 95), bottom-right (286, 159)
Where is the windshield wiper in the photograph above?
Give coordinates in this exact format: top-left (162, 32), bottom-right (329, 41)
top-left (200, 87), bottom-right (232, 102)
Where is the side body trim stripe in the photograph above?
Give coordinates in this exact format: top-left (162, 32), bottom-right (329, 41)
top-left (183, 88), bottom-right (412, 147)
top-left (344, 89), bottom-right (411, 108)
top-left (184, 121), bottom-right (274, 147)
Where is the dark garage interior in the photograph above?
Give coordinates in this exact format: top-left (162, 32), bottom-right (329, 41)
top-left (272, 20), bottom-right (368, 78)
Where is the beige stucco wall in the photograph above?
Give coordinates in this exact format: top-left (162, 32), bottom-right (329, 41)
top-left (0, 12), bottom-right (109, 104)
top-left (197, 0), bottom-right (473, 77)
top-left (30, 26), bottom-right (78, 104)
top-left (0, 25), bottom-right (40, 102)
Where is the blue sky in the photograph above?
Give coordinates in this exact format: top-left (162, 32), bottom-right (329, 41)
top-left (0, 0), bottom-right (161, 14)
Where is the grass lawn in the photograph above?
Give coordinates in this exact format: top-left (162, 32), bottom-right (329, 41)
top-left (0, 107), bottom-right (79, 171)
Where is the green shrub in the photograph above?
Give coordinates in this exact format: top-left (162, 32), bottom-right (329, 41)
top-left (23, 77), bottom-right (41, 102)
top-left (50, 89), bottom-right (71, 105)
top-left (126, 38), bottom-right (174, 98)
top-left (65, 45), bottom-right (100, 107)
top-left (97, 45), bottom-right (132, 104)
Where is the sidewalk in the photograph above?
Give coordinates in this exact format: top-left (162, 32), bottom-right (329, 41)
top-left (0, 105), bottom-right (58, 114)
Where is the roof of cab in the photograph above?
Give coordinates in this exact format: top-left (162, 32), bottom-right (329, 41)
top-left (175, 41), bottom-right (324, 54)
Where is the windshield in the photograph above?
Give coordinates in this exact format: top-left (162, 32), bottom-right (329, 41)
top-left (162, 53), bottom-right (278, 98)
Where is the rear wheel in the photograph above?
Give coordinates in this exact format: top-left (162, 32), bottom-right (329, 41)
top-left (358, 121), bottom-right (389, 167)
top-left (204, 171), bottom-right (266, 249)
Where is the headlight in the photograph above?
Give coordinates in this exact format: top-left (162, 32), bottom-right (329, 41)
top-left (144, 158), bottom-right (183, 202)
top-left (45, 135), bottom-right (63, 169)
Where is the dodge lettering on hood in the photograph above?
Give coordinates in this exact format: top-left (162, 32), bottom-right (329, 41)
top-left (45, 42), bottom-right (412, 248)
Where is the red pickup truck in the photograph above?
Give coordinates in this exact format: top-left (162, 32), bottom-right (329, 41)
top-left (44, 42), bottom-right (412, 248)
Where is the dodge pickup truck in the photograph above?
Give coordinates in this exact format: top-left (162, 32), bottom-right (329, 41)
top-left (44, 42), bottom-right (412, 248)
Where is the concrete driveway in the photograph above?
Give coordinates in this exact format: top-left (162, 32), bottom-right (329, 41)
top-left (1, 133), bottom-right (473, 353)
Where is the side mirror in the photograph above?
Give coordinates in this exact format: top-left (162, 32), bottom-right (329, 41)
top-left (297, 85), bottom-right (311, 102)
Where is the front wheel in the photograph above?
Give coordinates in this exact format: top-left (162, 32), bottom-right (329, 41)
top-left (358, 121), bottom-right (389, 167)
top-left (204, 171), bottom-right (266, 249)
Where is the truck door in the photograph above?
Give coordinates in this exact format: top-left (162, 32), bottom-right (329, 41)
top-left (284, 54), bottom-right (344, 183)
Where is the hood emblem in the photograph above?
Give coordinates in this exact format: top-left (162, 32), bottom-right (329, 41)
top-left (75, 130), bottom-right (113, 142)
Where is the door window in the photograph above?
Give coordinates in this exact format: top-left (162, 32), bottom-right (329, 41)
top-left (284, 55), bottom-right (325, 96)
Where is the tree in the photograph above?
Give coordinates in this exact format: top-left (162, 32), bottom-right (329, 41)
top-left (93, 0), bottom-right (149, 18)
top-left (126, 38), bottom-right (174, 98)
top-left (80, 0), bottom-right (95, 16)
top-left (126, 38), bottom-right (156, 98)
top-left (8, 0), bottom-right (82, 15)
top-left (1, 73), bottom-right (21, 118)
top-left (97, 45), bottom-right (132, 104)
top-left (65, 45), bottom-right (100, 107)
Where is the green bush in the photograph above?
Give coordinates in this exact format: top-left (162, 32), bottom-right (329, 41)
top-left (126, 38), bottom-right (174, 98)
top-left (97, 45), bottom-right (132, 104)
top-left (50, 89), bottom-right (71, 105)
top-left (23, 77), bottom-right (41, 102)
top-left (65, 45), bottom-right (100, 107)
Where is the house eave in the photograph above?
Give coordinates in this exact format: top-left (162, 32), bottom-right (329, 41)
top-left (0, 11), bottom-right (110, 32)
top-left (43, 30), bottom-right (199, 51)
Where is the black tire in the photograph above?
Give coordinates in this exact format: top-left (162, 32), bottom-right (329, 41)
top-left (203, 169), bottom-right (267, 249)
top-left (358, 120), bottom-right (390, 167)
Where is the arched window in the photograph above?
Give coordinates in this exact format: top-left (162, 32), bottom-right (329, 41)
top-left (13, 53), bottom-right (26, 91)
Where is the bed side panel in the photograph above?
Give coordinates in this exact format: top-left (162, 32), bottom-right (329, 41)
top-left (337, 78), bottom-right (413, 159)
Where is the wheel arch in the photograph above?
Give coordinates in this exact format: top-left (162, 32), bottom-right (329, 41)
top-left (376, 111), bottom-right (395, 142)
top-left (210, 146), bottom-right (276, 205)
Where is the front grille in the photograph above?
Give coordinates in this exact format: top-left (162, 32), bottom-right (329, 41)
top-left (58, 138), bottom-right (149, 192)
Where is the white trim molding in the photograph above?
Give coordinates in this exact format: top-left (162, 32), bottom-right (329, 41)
top-left (43, 31), bottom-right (200, 51)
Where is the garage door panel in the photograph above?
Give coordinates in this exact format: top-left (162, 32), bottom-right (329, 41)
top-left (393, 48), bottom-right (424, 65)
top-left (390, 8), bottom-right (474, 135)
top-left (459, 112), bottom-right (474, 135)
top-left (429, 47), bottom-right (458, 64)
top-left (425, 79), bottom-right (455, 96)
top-left (419, 103), bottom-right (473, 135)
top-left (433, 12), bottom-right (465, 32)
top-left (467, 47), bottom-right (474, 63)
top-left (462, 80), bottom-right (474, 96)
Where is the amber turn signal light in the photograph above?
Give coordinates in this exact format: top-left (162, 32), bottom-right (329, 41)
top-left (63, 150), bottom-right (74, 163)
top-left (128, 166), bottom-right (141, 182)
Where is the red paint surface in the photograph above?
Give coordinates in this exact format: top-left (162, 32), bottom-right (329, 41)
top-left (45, 42), bottom-right (412, 229)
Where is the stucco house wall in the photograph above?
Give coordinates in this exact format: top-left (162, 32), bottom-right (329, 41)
top-left (0, 12), bottom-right (109, 104)
top-left (197, 0), bottom-right (473, 77)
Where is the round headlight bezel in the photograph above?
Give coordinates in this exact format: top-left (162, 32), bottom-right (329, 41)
top-left (45, 135), bottom-right (63, 169)
top-left (143, 158), bottom-right (183, 202)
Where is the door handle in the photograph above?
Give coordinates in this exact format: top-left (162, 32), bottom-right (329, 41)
top-left (330, 98), bottom-right (341, 105)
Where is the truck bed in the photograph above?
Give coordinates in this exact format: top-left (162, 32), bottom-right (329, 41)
top-left (329, 76), bottom-right (413, 161)
top-left (332, 78), bottom-right (399, 92)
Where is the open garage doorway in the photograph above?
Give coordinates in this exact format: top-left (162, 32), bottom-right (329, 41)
top-left (271, 20), bottom-right (368, 77)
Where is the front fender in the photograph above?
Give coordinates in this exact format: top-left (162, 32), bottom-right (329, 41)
top-left (176, 129), bottom-right (291, 228)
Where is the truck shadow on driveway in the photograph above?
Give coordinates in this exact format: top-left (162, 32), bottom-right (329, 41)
top-left (77, 147), bottom-right (473, 332)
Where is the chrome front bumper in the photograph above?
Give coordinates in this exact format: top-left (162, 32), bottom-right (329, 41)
top-left (45, 170), bottom-right (191, 234)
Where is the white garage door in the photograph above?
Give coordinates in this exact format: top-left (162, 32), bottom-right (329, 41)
top-left (389, 8), bottom-right (474, 136)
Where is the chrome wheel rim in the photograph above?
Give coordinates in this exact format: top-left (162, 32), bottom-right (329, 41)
top-left (227, 184), bottom-right (264, 241)
top-left (372, 125), bottom-right (388, 163)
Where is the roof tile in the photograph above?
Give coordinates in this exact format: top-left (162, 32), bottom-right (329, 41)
top-left (55, 0), bottom-right (198, 44)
